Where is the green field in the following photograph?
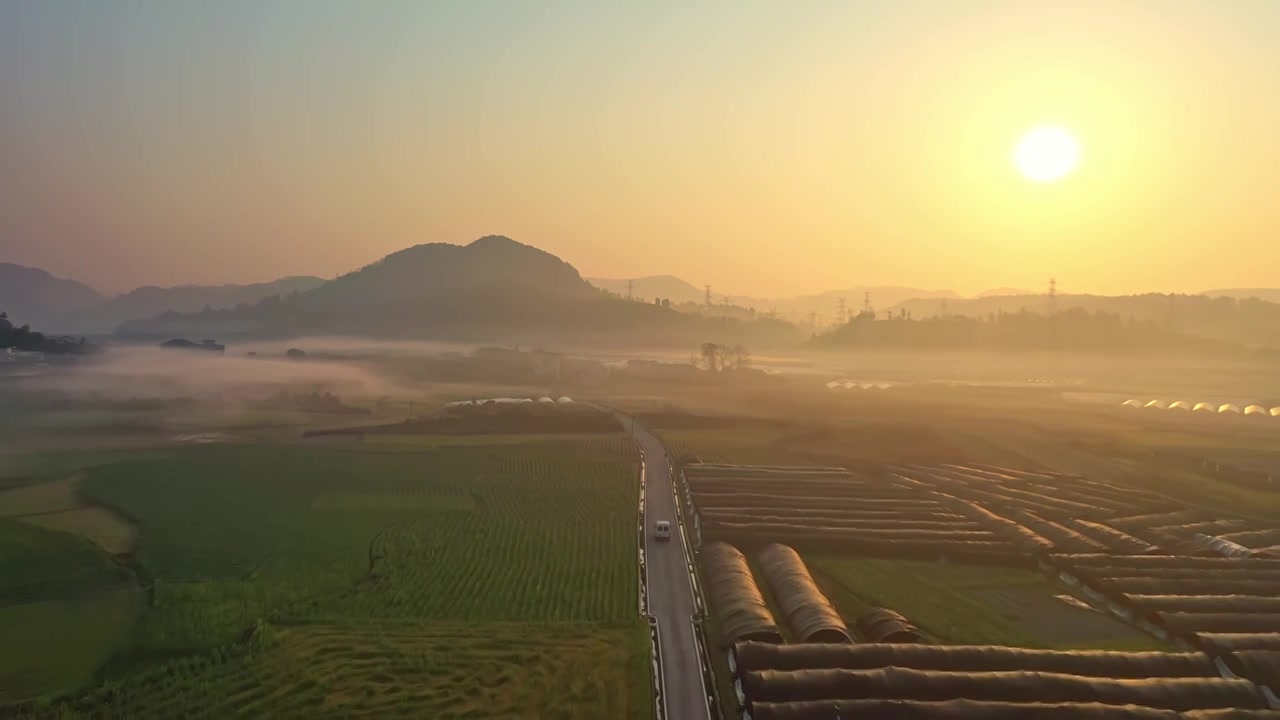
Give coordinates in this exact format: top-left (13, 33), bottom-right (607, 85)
top-left (808, 556), bottom-right (1167, 651)
top-left (0, 589), bottom-right (145, 702)
top-left (0, 440), bottom-right (650, 717)
top-left (37, 620), bottom-right (649, 719)
top-left (0, 519), bottom-right (133, 606)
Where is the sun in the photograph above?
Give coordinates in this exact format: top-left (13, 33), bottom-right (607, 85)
top-left (1013, 125), bottom-right (1080, 183)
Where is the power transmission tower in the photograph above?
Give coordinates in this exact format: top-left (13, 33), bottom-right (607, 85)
top-left (863, 292), bottom-right (872, 315)
top-left (940, 298), bottom-right (949, 318)
top-left (836, 297), bottom-right (847, 324)
top-left (626, 279), bottom-right (634, 301)
top-left (1048, 277), bottom-right (1060, 348)
top-left (704, 285), bottom-right (712, 308)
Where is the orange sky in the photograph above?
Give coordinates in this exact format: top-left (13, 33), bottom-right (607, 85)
top-left (1, 1), bottom-right (1277, 297)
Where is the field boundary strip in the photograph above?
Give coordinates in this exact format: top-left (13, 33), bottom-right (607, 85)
top-left (637, 450), bottom-right (664, 719)
top-left (647, 614), bottom-right (668, 720)
top-left (639, 454), bottom-right (648, 617)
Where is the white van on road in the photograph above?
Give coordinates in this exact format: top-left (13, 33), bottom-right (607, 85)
top-left (654, 520), bottom-right (671, 541)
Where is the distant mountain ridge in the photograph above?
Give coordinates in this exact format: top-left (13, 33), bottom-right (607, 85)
top-left (586, 275), bottom-right (959, 317)
top-left (586, 275), bottom-right (704, 304)
top-left (76, 276), bottom-right (324, 333)
top-left (727, 286), bottom-right (959, 320)
top-left (885, 292), bottom-right (1280, 346)
top-left (304, 235), bottom-right (595, 309)
top-left (1203, 288), bottom-right (1280, 304)
top-left (116, 236), bottom-right (802, 347)
top-left (16, 249), bottom-right (1280, 347)
top-left (0, 262), bottom-right (323, 334)
top-left (0, 263), bottom-right (104, 329)
top-left (977, 287), bottom-right (1036, 298)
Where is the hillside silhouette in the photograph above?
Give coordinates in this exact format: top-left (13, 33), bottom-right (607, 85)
top-left (0, 264), bottom-right (103, 329)
top-left (590, 275), bottom-right (963, 320)
top-left (887, 293), bottom-right (1280, 347)
top-left (587, 275), bottom-right (705, 304)
top-left (812, 307), bottom-right (1228, 355)
top-left (1204, 288), bottom-right (1280, 304)
top-left (74, 276), bottom-right (324, 334)
top-left (0, 264), bottom-right (324, 334)
top-left (117, 236), bottom-right (802, 347)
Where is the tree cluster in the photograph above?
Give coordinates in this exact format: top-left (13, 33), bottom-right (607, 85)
top-left (697, 342), bottom-right (752, 371)
top-left (0, 312), bottom-right (97, 355)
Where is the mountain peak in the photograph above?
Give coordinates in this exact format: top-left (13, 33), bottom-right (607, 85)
top-left (467, 234), bottom-right (519, 249)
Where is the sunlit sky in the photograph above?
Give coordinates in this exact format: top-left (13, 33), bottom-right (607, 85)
top-left (2, 1), bottom-right (1277, 297)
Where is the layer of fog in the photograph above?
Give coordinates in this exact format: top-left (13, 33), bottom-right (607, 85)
top-left (18, 346), bottom-right (408, 401)
top-left (231, 337), bottom-right (478, 360)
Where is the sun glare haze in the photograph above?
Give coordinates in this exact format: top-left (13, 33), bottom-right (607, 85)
top-left (1014, 126), bottom-right (1081, 183)
top-left (5, 3), bottom-right (1280, 719)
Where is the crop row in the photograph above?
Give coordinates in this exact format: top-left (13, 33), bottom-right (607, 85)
top-left (311, 514), bottom-right (636, 622)
top-left (64, 441), bottom-right (640, 659)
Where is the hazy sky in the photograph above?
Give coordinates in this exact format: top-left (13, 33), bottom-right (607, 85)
top-left (2, 1), bottom-right (1277, 297)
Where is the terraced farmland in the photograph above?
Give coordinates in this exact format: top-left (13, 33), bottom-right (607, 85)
top-left (1, 440), bottom-right (648, 715)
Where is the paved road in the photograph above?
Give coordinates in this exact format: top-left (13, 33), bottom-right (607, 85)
top-left (621, 413), bottom-right (710, 720)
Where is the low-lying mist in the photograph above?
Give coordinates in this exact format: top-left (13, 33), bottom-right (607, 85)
top-left (17, 346), bottom-right (406, 401)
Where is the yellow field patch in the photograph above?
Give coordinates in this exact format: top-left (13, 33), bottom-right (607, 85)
top-left (0, 476), bottom-right (81, 517)
top-left (0, 475), bottom-right (137, 555)
top-left (21, 507), bottom-right (137, 556)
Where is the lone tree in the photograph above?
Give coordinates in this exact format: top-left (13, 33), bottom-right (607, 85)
top-left (727, 344), bottom-right (751, 370)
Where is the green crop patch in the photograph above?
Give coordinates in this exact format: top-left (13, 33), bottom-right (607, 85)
top-left (311, 515), bottom-right (635, 622)
top-left (20, 507), bottom-right (137, 556)
top-left (0, 439), bottom-right (641, 710)
top-left (0, 588), bottom-right (145, 704)
top-left (311, 493), bottom-right (476, 512)
top-left (6, 438), bottom-right (642, 709)
top-left (810, 555), bottom-right (1167, 651)
top-left (0, 519), bottom-right (132, 606)
top-left (31, 620), bottom-right (651, 719)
